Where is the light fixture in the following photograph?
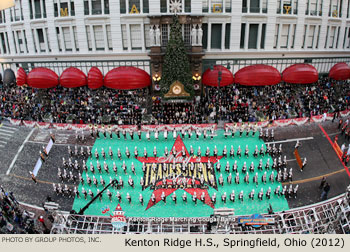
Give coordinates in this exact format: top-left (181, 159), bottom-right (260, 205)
top-left (192, 73), bottom-right (201, 81)
top-left (152, 73), bottom-right (161, 82)
top-left (0, 0), bottom-right (15, 11)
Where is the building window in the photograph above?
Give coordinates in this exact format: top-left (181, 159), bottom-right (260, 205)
top-left (92, 0), bottom-right (102, 14)
top-left (291, 24), bottom-right (296, 48)
top-left (105, 0), bottom-right (110, 14)
top-left (202, 23), bottom-right (208, 49)
top-left (211, 24), bottom-right (222, 49)
top-left (202, 0), bottom-right (208, 12)
top-left (120, 0), bottom-right (126, 13)
top-left (315, 25), bottom-right (320, 49)
top-left (280, 24), bottom-right (289, 48)
top-left (243, 0), bottom-right (268, 13)
top-left (12, 32), bottom-right (17, 54)
top-left (306, 0), bottom-right (322, 16)
top-left (144, 24), bottom-right (151, 49)
top-left (121, 24), bottom-right (128, 50)
top-left (277, 0), bottom-right (298, 14)
top-left (129, 0), bottom-right (140, 13)
top-left (23, 30), bottom-right (29, 53)
top-left (73, 26), bottom-right (79, 51)
top-left (240, 23), bottom-right (246, 49)
top-left (250, 0), bottom-right (260, 13)
top-left (160, 0), bottom-right (167, 13)
top-left (94, 25), bottom-right (104, 50)
top-left (211, 0), bottom-right (223, 13)
top-left (143, 0), bottom-right (149, 13)
top-left (260, 24), bottom-right (266, 48)
top-left (329, 0), bottom-right (341, 17)
top-left (34, 28), bottom-right (46, 52)
top-left (84, 0), bottom-right (109, 15)
top-left (302, 25), bottom-right (307, 49)
top-left (329, 26), bottom-right (336, 48)
top-left (324, 26), bottom-right (329, 48)
top-left (273, 24), bottom-right (279, 48)
top-left (29, 0), bottom-right (47, 19)
top-left (248, 24), bottom-right (258, 49)
top-left (56, 28), bottom-right (62, 51)
top-left (183, 24), bottom-right (191, 46)
top-left (106, 25), bottom-right (112, 50)
top-left (344, 27), bottom-right (349, 48)
top-left (17, 30), bottom-right (25, 53)
top-left (225, 23), bottom-right (230, 49)
top-left (0, 11), bottom-right (6, 23)
top-left (86, 26), bottom-right (92, 51)
top-left (335, 27), bottom-right (340, 48)
top-left (225, 0), bottom-right (232, 12)
top-left (54, 1), bottom-right (75, 17)
top-left (130, 24), bottom-right (142, 50)
top-left (11, 0), bottom-right (23, 21)
top-left (307, 25), bottom-right (316, 48)
top-left (161, 24), bottom-right (169, 46)
top-left (62, 27), bottom-right (72, 51)
top-left (185, 0), bottom-right (191, 12)
top-left (0, 33), bottom-right (8, 54)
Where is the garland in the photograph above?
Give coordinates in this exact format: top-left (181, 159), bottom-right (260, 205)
top-left (10, 119), bottom-right (21, 126)
top-left (36, 122), bottom-right (50, 129)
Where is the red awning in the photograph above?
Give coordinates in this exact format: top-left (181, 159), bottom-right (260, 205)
top-left (202, 65), bottom-right (234, 87)
top-left (104, 66), bottom-right (151, 90)
top-left (235, 64), bottom-right (281, 86)
top-left (60, 67), bottom-right (87, 88)
top-left (16, 67), bottom-right (27, 86)
top-left (329, 62), bottom-right (350, 81)
top-left (282, 64), bottom-right (318, 84)
top-left (88, 67), bottom-right (104, 89)
top-left (27, 68), bottom-right (59, 89)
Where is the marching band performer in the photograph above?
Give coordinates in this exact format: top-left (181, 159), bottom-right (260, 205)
top-left (101, 148), bottom-right (106, 160)
top-left (211, 192), bottom-right (216, 205)
top-left (222, 145), bottom-right (227, 158)
top-left (249, 189), bottom-right (255, 200)
top-left (221, 192), bottom-right (227, 204)
top-left (235, 173), bottom-right (240, 184)
top-left (230, 190), bottom-right (235, 202)
top-left (134, 146), bottom-right (138, 158)
top-left (139, 193), bottom-right (144, 205)
top-left (232, 160), bottom-right (238, 173)
top-left (239, 191), bottom-right (244, 203)
top-left (258, 188), bottom-right (263, 200)
top-left (164, 128), bottom-right (168, 140)
top-left (230, 145), bottom-right (235, 158)
top-left (182, 192), bottom-right (187, 203)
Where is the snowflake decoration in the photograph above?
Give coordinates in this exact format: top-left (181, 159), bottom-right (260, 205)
top-left (169, 0), bottom-right (182, 14)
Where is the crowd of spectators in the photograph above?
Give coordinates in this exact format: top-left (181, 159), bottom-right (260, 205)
top-left (0, 186), bottom-right (45, 234)
top-left (201, 77), bottom-right (350, 123)
top-left (1, 77), bottom-right (350, 125)
top-left (152, 97), bottom-right (204, 124)
top-left (0, 85), bottom-right (148, 125)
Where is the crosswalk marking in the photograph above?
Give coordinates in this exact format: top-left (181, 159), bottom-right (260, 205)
top-left (0, 132), bottom-right (12, 137)
top-left (0, 124), bottom-right (17, 148)
top-left (0, 125), bottom-right (18, 130)
top-left (0, 128), bottom-right (16, 134)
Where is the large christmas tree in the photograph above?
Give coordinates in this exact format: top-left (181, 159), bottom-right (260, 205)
top-left (160, 15), bottom-right (193, 97)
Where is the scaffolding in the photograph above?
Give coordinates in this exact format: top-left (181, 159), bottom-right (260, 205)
top-left (51, 189), bottom-right (350, 234)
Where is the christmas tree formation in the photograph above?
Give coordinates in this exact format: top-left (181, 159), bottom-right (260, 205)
top-left (160, 15), bottom-right (194, 97)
